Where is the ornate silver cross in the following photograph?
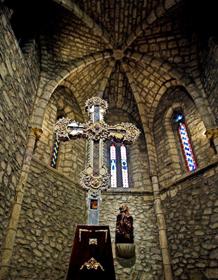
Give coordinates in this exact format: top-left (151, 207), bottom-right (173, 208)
top-left (55, 97), bottom-right (140, 224)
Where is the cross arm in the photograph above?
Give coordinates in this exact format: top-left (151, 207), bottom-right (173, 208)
top-left (54, 118), bottom-right (85, 141)
top-left (108, 123), bottom-right (140, 144)
top-left (55, 117), bottom-right (140, 144)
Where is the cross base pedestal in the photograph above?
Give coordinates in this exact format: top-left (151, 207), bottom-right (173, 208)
top-left (66, 225), bottom-right (116, 280)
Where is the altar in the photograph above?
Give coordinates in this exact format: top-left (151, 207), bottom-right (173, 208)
top-left (66, 225), bottom-right (116, 280)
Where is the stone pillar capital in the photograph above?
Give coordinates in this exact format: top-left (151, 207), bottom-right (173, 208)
top-left (205, 127), bottom-right (218, 139)
top-left (205, 127), bottom-right (218, 154)
top-left (31, 127), bottom-right (43, 140)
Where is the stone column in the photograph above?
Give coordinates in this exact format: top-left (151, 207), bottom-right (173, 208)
top-left (205, 127), bottom-right (218, 154)
top-left (152, 176), bottom-right (173, 280)
top-left (0, 127), bottom-right (43, 280)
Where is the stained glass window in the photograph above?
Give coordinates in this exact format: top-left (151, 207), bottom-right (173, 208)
top-left (173, 112), bottom-right (197, 172)
top-left (120, 145), bottom-right (129, 188)
top-left (110, 144), bottom-right (117, 188)
top-left (50, 134), bottom-right (60, 168)
top-left (110, 143), bottom-right (129, 188)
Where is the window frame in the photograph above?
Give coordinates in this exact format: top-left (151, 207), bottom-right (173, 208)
top-left (172, 111), bottom-right (197, 172)
top-left (108, 141), bottom-right (131, 188)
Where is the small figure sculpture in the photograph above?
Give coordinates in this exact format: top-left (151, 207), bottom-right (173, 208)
top-left (115, 204), bottom-right (134, 243)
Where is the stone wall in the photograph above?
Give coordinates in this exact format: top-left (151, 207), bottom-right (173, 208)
top-left (162, 160), bottom-right (218, 280)
top-left (202, 38), bottom-right (218, 124)
top-left (0, 7), bottom-right (38, 251)
top-left (101, 192), bottom-right (163, 280)
top-left (9, 157), bottom-right (87, 280)
top-left (21, 39), bottom-right (40, 90)
top-left (153, 86), bottom-right (214, 188)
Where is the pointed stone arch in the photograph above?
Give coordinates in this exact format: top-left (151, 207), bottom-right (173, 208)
top-left (30, 51), bottom-right (112, 128)
top-left (126, 51), bottom-right (216, 129)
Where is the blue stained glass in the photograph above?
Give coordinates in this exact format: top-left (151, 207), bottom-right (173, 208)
top-left (122, 165), bottom-right (127, 170)
top-left (111, 159), bottom-right (116, 171)
top-left (174, 113), bottom-right (184, 122)
top-left (178, 121), bottom-right (197, 172)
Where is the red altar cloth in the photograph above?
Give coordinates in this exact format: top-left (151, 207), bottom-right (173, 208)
top-left (66, 224), bottom-right (116, 280)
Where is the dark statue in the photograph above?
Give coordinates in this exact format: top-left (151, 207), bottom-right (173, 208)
top-left (115, 204), bottom-right (134, 243)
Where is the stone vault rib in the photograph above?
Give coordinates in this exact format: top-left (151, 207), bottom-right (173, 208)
top-left (52, 0), bottom-right (113, 49)
top-left (123, 0), bottom-right (181, 51)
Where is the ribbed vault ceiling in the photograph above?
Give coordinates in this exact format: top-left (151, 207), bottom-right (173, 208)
top-left (7, 0), bottom-right (215, 125)
top-left (51, 0), bottom-right (191, 122)
top-left (44, 5), bottom-right (109, 61)
top-left (73, 0), bottom-right (159, 48)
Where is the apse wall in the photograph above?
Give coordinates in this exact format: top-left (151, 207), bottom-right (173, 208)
top-left (153, 86), bottom-right (214, 189)
top-left (0, 7), bottom-right (39, 251)
top-left (162, 161), bottom-right (218, 279)
top-left (6, 87), bottom-right (88, 279)
top-left (153, 85), bottom-right (218, 279)
top-left (100, 193), bottom-right (163, 280)
top-left (99, 108), bottom-right (161, 279)
top-left (8, 158), bottom-right (87, 280)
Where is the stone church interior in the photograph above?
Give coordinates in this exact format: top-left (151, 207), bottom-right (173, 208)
top-left (0, 0), bottom-right (218, 279)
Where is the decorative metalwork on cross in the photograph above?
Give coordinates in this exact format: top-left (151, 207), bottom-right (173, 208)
top-left (55, 96), bottom-right (140, 224)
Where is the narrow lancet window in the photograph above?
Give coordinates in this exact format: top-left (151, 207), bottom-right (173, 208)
top-left (120, 145), bottom-right (129, 188)
top-left (110, 144), bottom-right (117, 188)
top-left (51, 114), bottom-right (64, 169)
top-left (173, 112), bottom-right (197, 172)
top-left (51, 134), bottom-right (60, 168)
top-left (109, 143), bottom-right (130, 188)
